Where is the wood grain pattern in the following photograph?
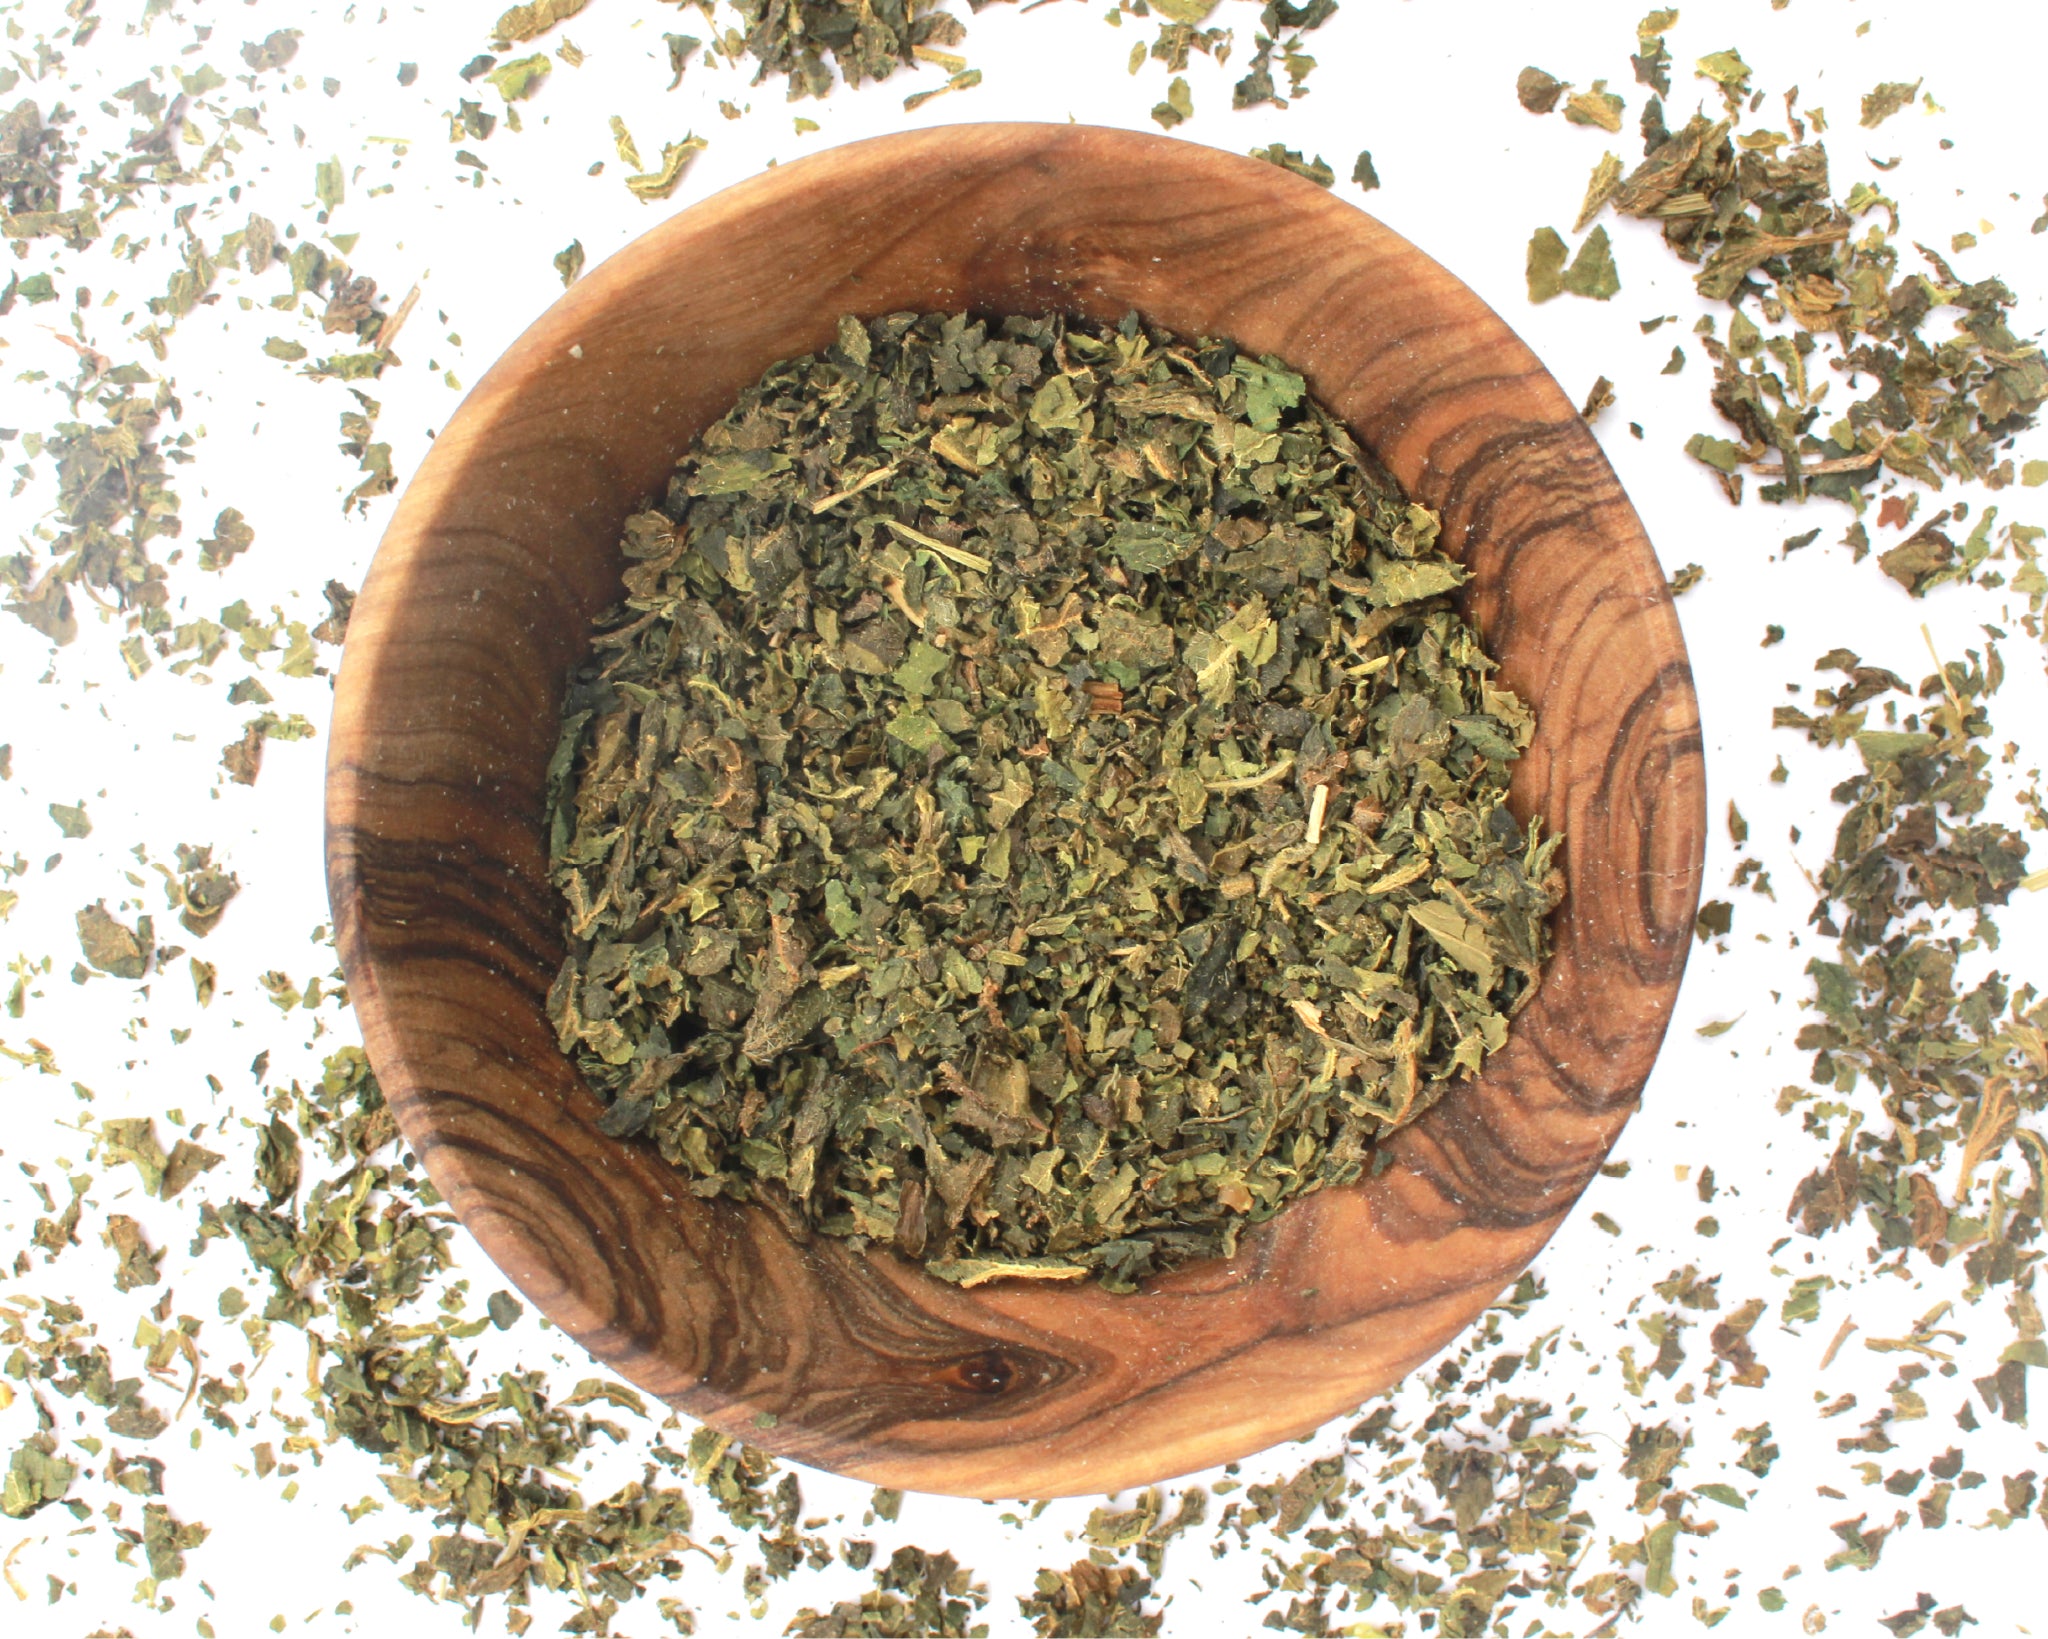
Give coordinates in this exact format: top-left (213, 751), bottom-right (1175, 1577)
top-left (325, 124), bottom-right (1705, 1499)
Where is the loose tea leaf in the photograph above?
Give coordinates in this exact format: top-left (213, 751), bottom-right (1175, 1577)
top-left (1150, 76), bottom-right (1192, 129)
top-left (1566, 84), bottom-right (2048, 505)
top-left (546, 311), bottom-right (1562, 1291)
top-left (49, 799), bottom-right (90, 837)
top-left (1526, 223), bottom-right (1621, 302)
top-left (1, 1435), bottom-right (75, 1519)
top-left (624, 133), bottom-right (706, 201)
top-left (492, 0), bottom-right (588, 47)
top-left (1516, 66), bottom-right (1567, 115)
top-left (487, 53), bottom-right (552, 102)
top-left (77, 903), bottom-right (151, 978)
top-left (239, 30), bottom-right (301, 72)
top-left (791, 1546), bottom-right (989, 1636)
top-left (1561, 224), bottom-right (1621, 299)
top-left (1563, 80), bottom-right (1625, 132)
top-left (1249, 143), bottom-right (1334, 188)
top-left (729, 0), bottom-right (969, 102)
top-left (1527, 226), bottom-right (1569, 301)
top-left (1860, 80), bottom-right (1923, 129)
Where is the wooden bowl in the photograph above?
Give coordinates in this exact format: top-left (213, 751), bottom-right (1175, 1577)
top-left (326, 124), bottom-right (1705, 1499)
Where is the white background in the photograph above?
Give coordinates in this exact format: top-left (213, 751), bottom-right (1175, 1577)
top-left (1, 0), bottom-right (2045, 1634)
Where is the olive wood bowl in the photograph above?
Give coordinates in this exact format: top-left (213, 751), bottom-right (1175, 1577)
top-left (326, 123), bottom-right (1705, 1499)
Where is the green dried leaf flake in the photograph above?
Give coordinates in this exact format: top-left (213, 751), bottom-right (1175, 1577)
top-left (76, 903), bottom-right (151, 978)
top-left (624, 133), bottom-right (706, 201)
top-left (1368, 554), bottom-right (1468, 607)
top-left (1560, 225), bottom-right (1621, 299)
top-left (239, 30), bottom-right (301, 72)
top-left (1563, 80), bottom-right (1625, 132)
top-left (486, 53), bottom-right (552, 102)
top-left (1247, 144), bottom-right (1334, 189)
top-left (492, 0), bottom-right (587, 46)
top-left (1527, 225), bottom-right (1569, 301)
top-left (2, 1437), bottom-right (75, 1519)
top-left (1694, 49), bottom-right (1753, 93)
top-left (313, 156), bottom-right (344, 211)
top-left (1860, 79), bottom-right (1923, 128)
top-left (48, 799), bottom-right (90, 837)
top-left (1517, 65), bottom-right (1567, 114)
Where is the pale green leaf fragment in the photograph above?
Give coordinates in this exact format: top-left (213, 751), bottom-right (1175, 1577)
top-left (625, 135), bottom-right (706, 202)
top-left (890, 640), bottom-right (951, 697)
top-left (493, 0), bottom-right (587, 46)
top-left (1695, 50), bottom-right (1752, 88)
top-left (1527, 226), bottom-right (1568, 302)
top-left (1408, 901), bottom-right (1496, 988)
top-left (608, 115), bottom-right (643, 171)
top-left (1643, 1518), bottom-right (1680, 1596)
top-left (77, 903), bottom-right (150, 979)
top-left (885, 706), bottom-right (949, 756)
top-left (1685, 433), bottom-right (1743, 473)
top-left (1232, 358), bottom-right (1306, 431)
top-left (1576, 151), bottom-right (1622, 231)
top-left (49, 800), bottom-right (90, 838)
top-left (314, 157), bottom-right (344, 211)
top-left (487, 53), bottom-right (552, 102)
top-left (1562, 81), bottom-right (1624, 131)
top-left (1560, 225), bottom-right (1621, 299)
top-left (1107, 524), bottom-right (1197, 575)
top-left (1033, 676), bottom-right (1077, 741)
top-left (689, 449), bottom-right (792, 496)
top-left (822, 881), bottom-right (860, 938)
top-left (1151, 75), bottom-right (1193, 130)
top-left (2, 1439), bottom-right (75, 1519)
top-left (1019, 1148), bottom-right (1064, 1193)
top-left (1183, 630), bottom-right (1238, 708)
top-left (1854, 730), bottom-right (1935, 767)
top-left (554, 239), bottom-right (585, 288)
top-left (1029, 373), bottom-right (1084, 432)
top-left (1368, 556), bottom-right (1469, 608)
top-left (1451, 715), bottom-right (1519, 761)
top-left (1859, 79), bottom-right (1922, 128)
top-left (1214, 596), bottom-right (1275, 667)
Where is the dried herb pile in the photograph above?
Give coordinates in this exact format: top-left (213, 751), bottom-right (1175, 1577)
top-left (546, 310), bottom-right (1561, 1289)
top-left (1521, 29), bottom-right (2048, 514)
top-left (3, 2), bottom-right (2047, 1634)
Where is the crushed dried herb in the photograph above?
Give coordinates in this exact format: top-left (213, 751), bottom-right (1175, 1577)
top-left (546, 310), bottom-right (1561, 1290)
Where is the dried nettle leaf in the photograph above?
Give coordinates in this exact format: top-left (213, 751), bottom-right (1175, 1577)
top-left (1565, 80), bottom-right (2048, 506)
top-left (546, 310), bottom-right (1563, 1291)
top-left (1516, 66), bottom-right (1568, 115)
top-left (492, 0), bottom-right (588, 47)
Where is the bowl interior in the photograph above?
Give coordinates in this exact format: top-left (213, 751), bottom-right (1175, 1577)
top-left (326, 123), bottom-right (1705, 1499)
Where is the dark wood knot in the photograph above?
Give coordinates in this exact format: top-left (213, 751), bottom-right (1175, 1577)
top-left (937, 1347), bottom-right (1018, 1397)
